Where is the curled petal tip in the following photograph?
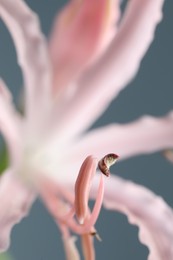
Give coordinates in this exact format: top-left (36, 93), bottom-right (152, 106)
top-left (98, 153), bottom-right (119, 176)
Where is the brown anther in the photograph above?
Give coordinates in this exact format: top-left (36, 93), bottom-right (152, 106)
top-left (98, 153), bottom-right (119, 177)
top-left (90, 231), bottom-right (96, 236)
top-left (90, 231), bottom-right (102, 241)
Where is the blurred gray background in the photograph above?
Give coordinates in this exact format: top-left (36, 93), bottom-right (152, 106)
top-left (0, 0), bottom-right (173, 259)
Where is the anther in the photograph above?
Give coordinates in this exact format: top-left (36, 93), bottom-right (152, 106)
top-left (163, 149), bottom-right (173, 164)
top-left (98, 153), bottom-right (119, 177)
top-left (90, 231), bottom-right (102, 241)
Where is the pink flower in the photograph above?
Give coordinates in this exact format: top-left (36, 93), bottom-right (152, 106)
top-left (0, 0), bottom-right (173, 259)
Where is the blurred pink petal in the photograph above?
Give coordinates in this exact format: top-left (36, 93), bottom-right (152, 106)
top-left (69, 112), bottom-right (173, 162)
top-left (0, 0), bottom-right (172, 258)
top-left (55, 0), bottom-right (164, 139)
top-left (0, 79), bottom-right (21, 165)
top-left (62, 235), bottom-right (80, 260)
top-left (57, 223), bottom-right (80, 260)
top-left (49, 0), bottom-right (120, 91)
top-left (0, 0), bottom-right (52, 129)
top-left (0, 169), bottom-right (35, 251)
top-left (90, 174), bottom-right (173, 260)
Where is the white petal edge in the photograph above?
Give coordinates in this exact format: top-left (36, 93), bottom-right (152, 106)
top-left (68, 112), bottom-right (173, 164)
top-left (0, 79), bottom-right (22, 166)
top-left (55, 0), bottom-right (164, 139)
top-left (0, 169), bottom-right (35, 252)
top-left (0, 0), bottom-right (52, 134)
top-left (91, 174), bottom-right (173, 260)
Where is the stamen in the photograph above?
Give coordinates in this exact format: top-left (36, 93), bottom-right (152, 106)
top-left (40, 154), bottom-right (118, 239)
top-left (81, 174), bottom-right (104, 231)
top-left (90, 231), bottom-right (102, 242)
top-left (65, 169), bottom-right (105, 235)
top-left (81, 233), bottom-right (95, 260)
top-left (98, 153), bottom-right (119, 176)
top-left (74, 156), bottom-right (97, 224)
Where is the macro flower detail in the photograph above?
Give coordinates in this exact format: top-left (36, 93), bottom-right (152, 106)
top-left (98, 153), bottom-right (118, 176)
top-left (0, 0), bottom-right (173, 259)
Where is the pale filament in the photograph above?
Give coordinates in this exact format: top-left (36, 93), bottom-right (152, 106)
top-left (74, 155), bottom-right (100, 224)
top-left (81, 233), bottom-right (95, 260)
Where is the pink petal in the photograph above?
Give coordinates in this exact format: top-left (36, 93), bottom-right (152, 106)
top-left (91, 174), bottom-right (173, 260)
top-left (0, 169), bottom-right (35, 251)
top-left (62, 235), bottom-right (80, 260)
top-left (55, 0), bottom-right (164, 139)
top-left (58, 222), bottom-right (80, 260)
top-left (68, 112), bottom-right (173, 163)
top-left (49, 0), bottom-right (120, 91)
top-left (0, 0), bottom-right (52, 130)
top-left (0, 79), bottom-right (21, 166)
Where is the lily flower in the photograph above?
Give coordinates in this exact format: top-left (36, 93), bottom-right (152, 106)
top-left (0, 0), bottom-right (173, 259)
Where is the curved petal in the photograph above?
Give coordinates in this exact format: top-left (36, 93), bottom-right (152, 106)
top-left (49, 0), bottom-right (120, 91)
top-left (0, 79), bottom-right (21, 165)
top-left (91, 174), bottom-right (173, 260)
top-left (0, 169), bottom-right (35, 252)
top-left (0, 0), bottom-right (52, 131)
top-left (68, 112), bottom-right (173, 163)
top-left (55, 0), bottom-right (164, 139)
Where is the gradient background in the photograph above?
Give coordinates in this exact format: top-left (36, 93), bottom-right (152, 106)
top-left (0, 0), bottom-right (173, 259)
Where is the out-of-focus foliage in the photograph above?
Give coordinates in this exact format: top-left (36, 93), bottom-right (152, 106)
top-left (0, 253), bottom-right (12, 260)
top-left (0, 146), bottom-right (9, 175)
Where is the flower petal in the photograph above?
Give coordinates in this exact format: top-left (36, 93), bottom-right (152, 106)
top-left (57, 223), bottom-right (80, 260)
top-left (0, 0), bottom-right (52, 131)
top-left (69, 112), bottom-right (173, 163)
top-left (49, 0), bottom-right (120, 91)
top-left (0, 169), bottom-right (35, 251)
top-left (56, 0), bottom-right (164, 138)
top-left (91, 174), bottom-right (173, 260)
top-left (62, 235), bottom-right (80, 260)
top-left (0, 79), bottom-right (21, 166)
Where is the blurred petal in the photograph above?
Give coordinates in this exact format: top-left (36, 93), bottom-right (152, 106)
top-left (56, 220), bottom-right (80, 260)
top-left (49, 0), bottom-right (120, 91)
top-left (56, 0), bottom-right (164, 138)
top-left (0, 0), bottom-right (52, 129)
top-left (62, 235), bottom-right (80, 260)
top-left (91, 174), bottom-right (173, 260)
top-left (0, 79), bottom-right (21, 165)
top-left (69, 112), bottom-right (173, 162)
top-left (0, 169), bottom-right (35, 252)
